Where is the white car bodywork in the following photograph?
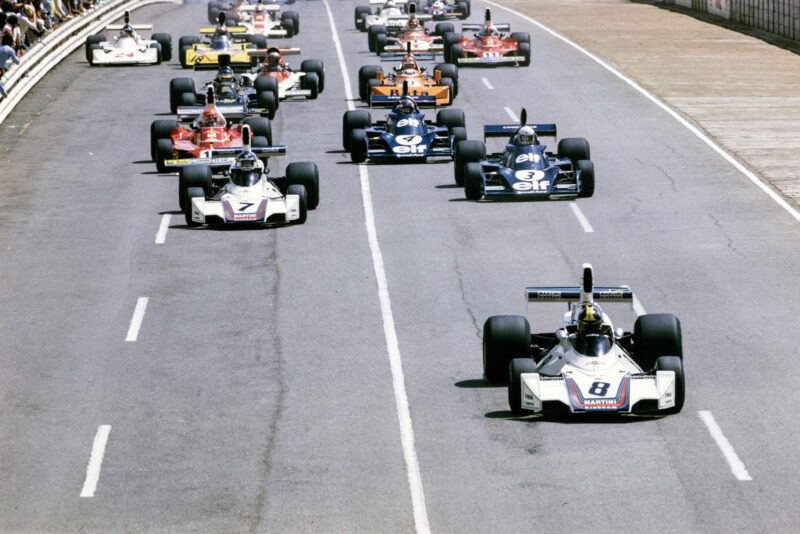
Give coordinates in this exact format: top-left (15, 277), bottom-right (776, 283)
top-left (236, 4), bottom-right (289, 37)
top-left (190, 178), bottom-right (301, 225)
top-left (91, 26), bottom-right (160, 65)
top-left (241, 69), bottom-right (312, 99)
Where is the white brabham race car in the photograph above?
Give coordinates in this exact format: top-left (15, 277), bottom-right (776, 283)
top-left (85, 11), bottom-right (172, 66)
top-left (181, 126), bottom-right (320, 227)
top-left (355, 0), bottom-right (430, 32)
top-left (483, 264), bottom-right (685, 416)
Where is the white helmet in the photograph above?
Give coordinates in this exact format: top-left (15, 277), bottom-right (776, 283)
top-left (517, 125), bottom-right (536, 145)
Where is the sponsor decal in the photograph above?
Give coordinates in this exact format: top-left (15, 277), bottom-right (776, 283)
top-left (395, 134), bottom-right (423, 146)
top-left (512, 180), bottom-right (550, 192)
top-left (565, 375), bottom-right (631, 412)
top-left (396, 118), bottom-right (421, 128)
top-left (536, 291), bottom-right (561, 298)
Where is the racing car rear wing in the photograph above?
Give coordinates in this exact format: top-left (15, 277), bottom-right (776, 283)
top-left (199, 26), bottom-right (249, 34)
top-left (370, 0), bottom-right (408, 4)
top-left (369, 94), bottom-right (437, 107)
top-left (462, 23), bottom-right (511, 32)
top-left (165, 145), bottom-right (287, 168)
top-left (379, 52), bottom-right (436, 61)
top-left (526, 287), bottom-right (633, 303)
top-left (237, 4), bottom-right (281, 11)
top-left (249, 48), bottom-right (302, 57)
top-left (107, 24), bottom-right (152, 30)
top-left (484, 123), bottom-right (557, 141)
top-left (177, 104), bottom-right (248, 121)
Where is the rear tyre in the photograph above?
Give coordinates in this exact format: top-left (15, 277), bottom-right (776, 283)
top-left (510, 31), bottom-right (531, 44)
top-left (457, 0), bottom-right (469, 18)
top-left (301, 72), bottom-right (320, 99)
top-left (248, 34), bottom-right (267, 49)
top-left (509, 358), bottom-right (536, 414)
top-left (436, 108), bottom-right (465, 129)
top-left (342, 110), bottom-right (372, 151)
top-left (558, 137), bottom-right (591, 163)
top-left (300, 59), bottom-right (325, 92)
top-left (483, 315), bottom-right (530, 384)
top-left (375, 33), bottom-right (387, 55)
top-left (185, 187), bottom-right (205, 227)
top-left (518, 41), bottom-right (531, 67)
top-left (350, 129), bottom-right (368, 163)
top-left (243, 117), bottom-right (272, 145)
top-left (443, 32), bottom-right (462, 62)
top-left (85, 33), bottom-right (105, 64)
top-left (281, 11), bottom-right (300, 35)
top-left (258, 91), bottom-right (277, 120)
top-left (450, 126), bottom-right (467, 146)
top-left (633, 314), bottom-right (683, 372)
top-left (286, 162), bottom-right (320, 209)
top-left (179, 92), bottom-right (195, 107)
top-left (255, 76), bottom-right (280, 108)
top-left (368, 25), bottom-right (385, 52)
top-left (178, 36), bottom-right (200, 67)
top-left (179, 166), bottom-right (212, 211)
top-left (150, 119), bottom-right (177, 161)
top-left (207, 1), bottom-right (221, 23)
top-left (576, 160), bottom-right (594, 198)
top-left (453, 139), bottom-right (485, 186)
top-left (358, 65), bottom-right (382, 101)
top-left (434, 22), bottom-right (454, 37)
top-left (464, 162), bottom-right (483, 200)
top-left (169, 77), bottom-right (195, 113)
top-left (656, 356), bottom-right (685, 414)
top-left (152, 33), bottom-right (172, 62)
top-left (355, 6), bottom-right (372, 30)
top-left (156, 138), bottom-right (174, 173)
top-left (287, 184), bottom-right (308, 224)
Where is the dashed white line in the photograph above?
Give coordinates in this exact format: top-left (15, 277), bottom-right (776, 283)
top-left (154, 214), bottom-right (171, 244)
top-left (322, 1), bottom-right (430, 533)
top-left (503, 106), bottom-right (519, 122)
top-left (80, 425), bottom-right (111, 497)
top-left (632, 293), bottom-right (647, 316)
top-left (698, 411), bottom-right (752, 481)
top-left (125, 297), bottom-right (149, 342)
top-left (481, 77), bottom-right (494, 90)
top-left (483, 0), bottom-right (800, 224)
top-left (569, 202), bottom-right (593, 233)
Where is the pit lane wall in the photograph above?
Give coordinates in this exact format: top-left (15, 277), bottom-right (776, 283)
top-left (0, 0), bottom-right (180, 125)
top-left (657, 0), bottom-right (800, 41)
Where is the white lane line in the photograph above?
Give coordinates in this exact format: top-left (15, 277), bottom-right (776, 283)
top-left (80, 425), bottom-right (111, 497)
top-left (154, 214), bottom-right (171, 244)
top-left (503, 106), bottom-right (518, 122)
top-left (322, 2), bottom-right (430, 533)
top-left (698, 411), bottom-right (752, 481)
top-left (569, 202), bottom-right (593, 233)
top-left (632, 293), bottom-right (646, 316)
top-left (483, 0), bottom-right (800, 224)
top-left (481, 77), bottom-right (494, 90)
top-left (125, 297), bottom-right (149, 342)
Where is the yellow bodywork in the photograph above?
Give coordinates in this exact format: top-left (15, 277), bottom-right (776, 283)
top-left (184, 44), bottom-right (254, 68)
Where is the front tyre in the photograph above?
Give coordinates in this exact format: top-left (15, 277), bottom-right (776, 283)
top-left (286, 162), bottom-right (320, 210)
top-left (509, 358), bottom-right (536, 414)
top-left (287, 184), bottom-right (308, 224)
top-left (483, 315), bottom-right (530, 384)
top-left (656, 356), bottom-right (685, 414)
top-left (464, 162), bottom-right (483, 200)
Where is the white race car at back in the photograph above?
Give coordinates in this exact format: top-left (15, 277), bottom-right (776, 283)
top-left (84, 11), bottom-right (172, 66)
top-left (483, 264), bottom-right (685, 416)
top-left (355, 0), bottom-right (429, 33)
top-left (181, 126), bottom-right (320, 227)
top-left (235, 2), bottom-right (300, 38)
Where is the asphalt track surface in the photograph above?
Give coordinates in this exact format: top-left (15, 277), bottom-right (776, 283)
top-left (1, 0), bottom-right (800, 532)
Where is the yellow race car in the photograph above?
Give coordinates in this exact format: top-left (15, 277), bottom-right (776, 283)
top-left (179, 13), bottom-right (267, 69)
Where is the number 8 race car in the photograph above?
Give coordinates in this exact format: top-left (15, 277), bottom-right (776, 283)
top-left (483, 264), bottom-right (685, 416)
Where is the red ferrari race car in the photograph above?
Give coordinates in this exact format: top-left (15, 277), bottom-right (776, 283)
top-left (443, 8), bottom-right (530, 67)
top-left (150, 87), bottom-right (274, 173)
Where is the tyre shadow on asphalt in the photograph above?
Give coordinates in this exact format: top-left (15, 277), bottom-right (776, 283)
top-left (484, 410), bottom-right (661, 424)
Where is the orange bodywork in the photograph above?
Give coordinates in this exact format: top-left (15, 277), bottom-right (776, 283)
top-left (370, 68), bottom-right (451, 105)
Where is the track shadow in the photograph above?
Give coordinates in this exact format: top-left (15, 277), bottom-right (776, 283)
top-left (454, 378), bottom-right (502, 389)
top-left (435, 183), bottom-right (461, 189)
top-left (485, 410), bottom-right (662, 424)
top-left (132, 160), bottom-right (153, 164)
top-left (158, 210), bottom-right (182, 215)
top-left (152, 112), bottom-right (175, 116)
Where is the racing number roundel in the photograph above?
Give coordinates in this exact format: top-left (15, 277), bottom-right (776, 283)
top-left (514, 169), bottom-right (545, 181)
top-left (396, 135), bottom-right (423, 146)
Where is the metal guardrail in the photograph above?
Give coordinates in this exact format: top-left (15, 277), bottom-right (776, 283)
top-left (0, 0), bottom-right (180, 124)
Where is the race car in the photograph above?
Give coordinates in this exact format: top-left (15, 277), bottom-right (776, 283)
top-left (179, 13), bottom-right (267, 69)
top-left (150, 87), bottom-right (274, 173)
top-left (84, 11), bottom-right (171, 66)
top-left (418, 0), bottom-right (470, 20)
top-left (210, 0), bottom-right (299, 38)
top-left (241, 47), bottom-right (324, 114)
top-left (443, 9), bottom-right (530, 66)
top-left (369, 8), bottom-right (453, 55)
top-left (182, 125), bottom-right (319, 227)
top-left (341, 84), bottom-right (466, 163)
top-left (484, 264), bottom-right (685, 416)
top-left (452, 108), bottom-right (595, 200)
top-left (356, 0), bottom-right (430, 35)
top-left (358, 46), bottom-right (458, 106)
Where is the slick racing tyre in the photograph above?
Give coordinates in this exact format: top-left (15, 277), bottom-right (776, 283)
top-left (152, 33), bottom-right (172, 62)
top-left (286, 162), bottom-right (320, 210)
top-left (150, 119), bottom-right (177, 161)
top-left (576, 160), bottom-right (595, 198)
top-left (483, 315), bottom-right (530, 384)
top-left (342, 110), bottom-right (372, 151)
top-left (155, 139), bottom-right (174, 173)
top-left (440, 78), bottom-right (455, 105)
top-left (287, 185), bottom-right (308, 224)
top-left (453, 139), bottom-right (485, 186)
top-left (633, 314), bottom-right (683, 372)
top-left (450, 126), bottom-right (467, 146)
top-left (509, 358), bottom-right (536, 414)
top-left (179, 165), bottom-right (212, 211)
top-left (255, 76), bottom-right (279, 108)
top-left (208, 1), bottom-right (222, 23)
top-left (434, 63), bottom-right (458, 96)
top-left (301, 72), bottom-right (320, 99)
top-left (243, 117), bottom-right (272, 146)
top-left (510, 31), bottom-right (531, 44)
top-left (258, 91), bottom-right (277, 120)
top-left (349, 129), bottom-right (368, 163)
top-left (184, 187), bottom-right (205, 227)
top-left (558, 137), bottom-right (591, 165)
top-left (178, 35), bottom-right (200, 67)
top-left (248, 34), bottom-right (267, 49)
top-left (300, 59), bottom-right (325, 93)
top-left (656, 356), bottom-right (685, 414)
top-left (358, 65), bottom-right (382, 101)
top-left (368, 25), bottom-right (386, 53)
top-left (85, 33), bottom-right (105, 64)
top-left (354, 6), bottom-right (371, 31)
top-left (281, 11), bottom-right (299, 36)
top-left (169, 77), bottom-right (195, 113)
top-left (464, 162), bottom-right (483, 200)
top-left (434, 23), bottom-right (454, 37)
top-left (375, 33), bottom-right (388, 55)
top-left (518, 42), bottom-right (531, 67)
top-left (437, 108), bottom-right (465, 129)
top-left (443, 32), bottom-right (462, 63)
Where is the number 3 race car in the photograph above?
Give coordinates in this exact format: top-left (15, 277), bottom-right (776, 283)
top-left (453, 108), bottom-right (595, 200)
top-left (483, 264), bottom-right (685, 416)
top-left (85, 11), bottom-right (172, 66)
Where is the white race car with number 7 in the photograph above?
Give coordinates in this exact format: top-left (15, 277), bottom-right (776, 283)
top-left (483, 264), bottom-right (685, 416)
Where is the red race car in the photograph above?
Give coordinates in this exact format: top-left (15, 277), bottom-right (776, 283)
top-left (150, 87), bottom-right (273, 173)
top-left (444, 8), bottom-right (530, 67)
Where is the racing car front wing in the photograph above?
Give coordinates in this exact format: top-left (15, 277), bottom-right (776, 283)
top-left (190, 194), bottom-right (301, 225)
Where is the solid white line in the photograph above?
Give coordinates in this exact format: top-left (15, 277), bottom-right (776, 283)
top-left (80, 425), bottom-right (111, 497)
top-left (698, 411), bottom-right (752, 481)
top-left (125, 297), bottom-right (148, 342)
top-left (481, 77), bottom-right (494, 90)
top-left (322, 2), bottom-right (430, 533)
top-left (568, 202), bottom-right (593, 233)
top-left (503, 106), bottom-right (518, 122)
top-left (154, 214), bottom-right (171, 244)
top-left (632, 293), bottom-right (647, 316)
top-left (483, 0), bottom-right (800, 223)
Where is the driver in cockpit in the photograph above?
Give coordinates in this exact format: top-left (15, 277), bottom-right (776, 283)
top-left (570, 303), bottom-right (614, 358)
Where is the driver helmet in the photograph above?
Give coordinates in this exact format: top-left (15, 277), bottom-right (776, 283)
top-left (572, 303), bottom-right (612, 357)
top-left (407, 16), bottom-right (419, 28)
top-left (385, 0), bottom-right (397, 8)
top-left (396, 96), bottom-right (416, 115)
top-left (482, 20), bottom-right (498, 36)
top-left (400, 54), bottom-right (417, 71)
top-left (230, 151), bottom-right (263, 187)
top-left (266, 49), bottom-right (282, 70)
top-left (577, 303), bottom-right (604, 335)
top-left (197, 105), bottom-right (226, 128)
top-left (516, 126), bottom-right (537, 145)
top-left (121, 24), bottom-right (135, 38)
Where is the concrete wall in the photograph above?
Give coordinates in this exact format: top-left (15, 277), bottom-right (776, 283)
top-left (658, 0), bottom-right (800, 40)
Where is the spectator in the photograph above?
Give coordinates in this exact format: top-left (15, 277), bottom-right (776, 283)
top-left (0, 32), bottom-right (20, 99)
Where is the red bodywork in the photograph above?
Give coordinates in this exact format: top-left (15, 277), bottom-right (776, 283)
top-left (458, 33), bottom-right (520, 58)
top-left (389, 29), bottom-right (439, 51)
top-left (170, 124), bottom-right (246, 158)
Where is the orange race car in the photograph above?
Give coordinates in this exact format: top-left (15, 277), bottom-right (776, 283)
top-left (357, 47), bottom-right (458, 106)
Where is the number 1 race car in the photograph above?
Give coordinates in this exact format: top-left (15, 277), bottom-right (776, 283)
top-left (85, 11), bottom-right (172, 66)
top-left (182, 125), bottom-right (319, 227)
top-left (443, 9), bottom-right (530, 66)
top-left (453, 108), bottom-right (595, 200)
top-left (342, 82), bottom-right (466, 163)
top-left (483, 264), bottom-right (685, 416)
